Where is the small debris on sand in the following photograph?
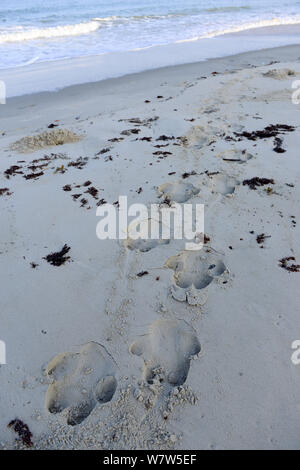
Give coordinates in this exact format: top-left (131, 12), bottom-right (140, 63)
top-left (68, 157), bottom-right (88, 169)
top-left (24, 171), bottom-right (44, 180)
top-left (4, 165), bottom-right (23, 178)
top-left (43, 244), bottom-right (71, 267)
top-left (85, 186), bottom-right (99, 199)
top-left (96, 147), bottom-right (110, 155)
top-left (121, 129), bottom-right (141, 136)
top-left (0, 187), bottom-right (12, 196)
top-left (156, 135), bottom-right (175, 141)
top-left (108, 137), bottom-right (124, 142)
top-left (256, 233), bottom-right (271, 245)
top-left (8, 419), bottom-right (33, 447)
top-left (97, 198), bottom-right (107, 206)
top-left (137, 271), bottom-right (149, 277)
top-left (182, 171), bottom-right (197, 179)
top-left (273, 137), bottom-right (286, 153)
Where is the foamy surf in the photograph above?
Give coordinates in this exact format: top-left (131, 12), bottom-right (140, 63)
top-left (176, 16), bottom-right (300, 43)
top-left (0, 21), bottom-right (100, 44)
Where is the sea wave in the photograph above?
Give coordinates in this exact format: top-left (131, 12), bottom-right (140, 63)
top-left (176, 16), bottom-right (300, 42)
top-left (0, 21), bottom-right (100, 44)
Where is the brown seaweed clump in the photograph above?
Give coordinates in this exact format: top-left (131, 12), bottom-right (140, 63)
top-left (8, 419), bottom-right (33, 447)
top-left (242, 177), bottom-right (275, 190)
top-left (43, 244), bottom-right (71, 267)
top-left (279, 257), bottom-right (300, 273)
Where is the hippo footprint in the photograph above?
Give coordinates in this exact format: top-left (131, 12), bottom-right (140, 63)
top-left (158, 181), bottom-right (199, 203)
top-left (125, 217), bottom-right (170, 252)
top-left (130, 319), bottom-right (200, 386)
top-left (165, 250), bottom-right (227, 305)
top-left (209, 173), bottom-right (239, 195)
top-left (45, 342), bottom-right (117, 425)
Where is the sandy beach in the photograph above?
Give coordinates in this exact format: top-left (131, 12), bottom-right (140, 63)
top-left (1, 43), bottom-right (300, 450)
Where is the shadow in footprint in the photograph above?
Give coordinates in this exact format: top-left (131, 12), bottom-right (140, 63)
top-left (130, 319), bottom-right (200, 386)
top-left (45, 342), bottom-right (117, 425)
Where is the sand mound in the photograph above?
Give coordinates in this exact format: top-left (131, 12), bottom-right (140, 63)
top-left (10, 129), bottom-right (82, 153)
top-left (263, 68), bottom-right (296, 80)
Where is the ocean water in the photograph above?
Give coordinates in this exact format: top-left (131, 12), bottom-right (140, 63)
top-left (0, 0), bottom-right (300, 70)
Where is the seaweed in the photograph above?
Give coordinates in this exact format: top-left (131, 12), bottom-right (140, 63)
top-left (182, 171), bottom-right (197, 179)
top-left (97, 198), bottom-right (107, 206)
top-left (4, 165), bottom-right (23, 178)
top-left (8, 419), bottom-right (33, 447)
top-left (242, 177), bottom-right (275, 190)
top-left (85, 186), bottom-right (98, 199)
top-left (137, 271), bottom-right (149, 277)
top-left (279, 257), bottom-right (300, 272)
top-left (156, 135), bottom-right (175, 141)
top-left (43, 244), bottom-right (71, 267)
top-left (256, 233), bottom-right (271, 245)
top-left (96, 148), bottom-right (110, 155)
top-left (0, 187), bottom-right (12, 196)
top-left (24, 171), bottom-right (44, 180)
top-left (273, 137), bottom-right (286, 153)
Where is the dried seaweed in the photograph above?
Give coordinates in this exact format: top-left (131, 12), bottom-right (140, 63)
top-left (8, 419), bottom-right (33, 447)
top-left (243, 177), bottom-right (275, 190)
top-left (137, 271), bottom-right (149, 277)
top-left (43, 244), bottom-right (71, 267)
top-left (279, 257), bottom-right (300, 272)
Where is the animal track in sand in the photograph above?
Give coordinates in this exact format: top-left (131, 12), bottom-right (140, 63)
top-left (125, 217), bottom-right (170, 252)
top-left (45, 342), bottom-right (117, 426)
top-left (157, 181), bottom-right (200, 203)
top-left (182, 125), bottom-right (218, 149)
top-left (130, 319), bottom-right (200, 386)
top-left (218, 148), bottom-right (254, 164)
top-left (165, 250), bottom-right (227, 305)
top-left (209, 173), bottom-right (239, 195)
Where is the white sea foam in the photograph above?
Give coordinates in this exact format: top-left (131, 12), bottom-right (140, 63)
top-left (187, 16), bottom-right (300, 41)
top-left (0, 21), bottom-right (100, 44)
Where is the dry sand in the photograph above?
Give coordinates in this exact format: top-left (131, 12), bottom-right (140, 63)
top-left (1, 44), bottom-right (300, 450)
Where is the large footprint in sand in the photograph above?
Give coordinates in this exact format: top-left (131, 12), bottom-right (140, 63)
top-left (125, 217), bottom-right (170, 252)
top-left (158, 181), bottom-right (199, 203)
top-left (165, 250), bottom-right (227, 305)
top-left (45, 342), bottom-right (117, 425)
top-left (209, 173), bottom-right (239, 195)
top-left (130, 319), bottom-right (200, 386)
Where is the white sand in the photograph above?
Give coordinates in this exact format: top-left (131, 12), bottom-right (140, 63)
top-left (1, 44), bottom-right (300, 450)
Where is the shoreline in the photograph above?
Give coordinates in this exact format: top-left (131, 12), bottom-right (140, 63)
top-left (1, 23), bottom-right (300, 98)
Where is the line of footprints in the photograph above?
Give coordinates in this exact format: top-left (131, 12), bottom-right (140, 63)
top-left (46, 320), bottom-right (200, 426)
top-left (45, 178), bottom-right (232, 425)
